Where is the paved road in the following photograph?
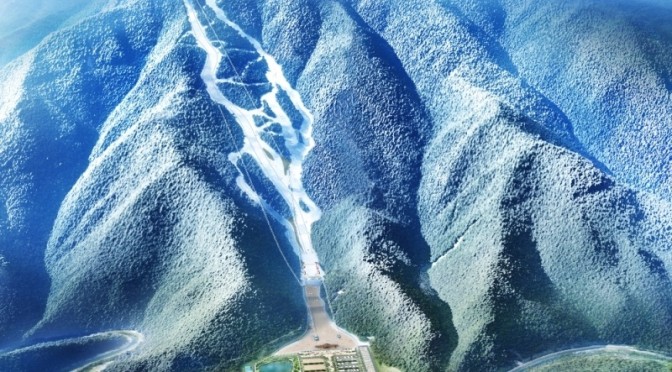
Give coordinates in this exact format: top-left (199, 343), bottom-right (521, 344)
top-left (0, 330), bottom-right (143, 372)
top-left (71, 330), bottom-right (144, 371)
top-left (509, 345), bottom-right (672, 371)
top-left (276, 284), bottom-right (360, 355)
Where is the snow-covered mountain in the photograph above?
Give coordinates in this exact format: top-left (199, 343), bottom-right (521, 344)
top-left (1, 0), bottom-right (671, 370)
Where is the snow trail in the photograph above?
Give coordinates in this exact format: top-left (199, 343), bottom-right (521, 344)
top-left (185, 0), bottom-right (323, 280)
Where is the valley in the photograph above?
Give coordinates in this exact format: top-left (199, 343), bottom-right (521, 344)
top-left (186, 1), bottom-right (375, 370)
top-left (1, 0), bottom-right (672, 370)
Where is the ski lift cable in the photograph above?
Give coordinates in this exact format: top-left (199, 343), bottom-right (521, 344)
top-left (193, 0), bottom-right (315, 261)
top-left (189, 0), bottom-right (303, 286)
top-left (194, 1), bottom-right (340, 317)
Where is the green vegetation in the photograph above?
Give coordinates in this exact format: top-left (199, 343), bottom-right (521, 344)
top-left (371, 352), bottom-right (402, 372)
top-left (313, 200), bottom-right (456, 371)
top-left (248, 355), bottom-right (298, 372)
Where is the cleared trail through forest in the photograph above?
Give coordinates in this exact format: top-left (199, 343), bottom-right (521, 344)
top-left (186, 0), bottom-right (323, 282)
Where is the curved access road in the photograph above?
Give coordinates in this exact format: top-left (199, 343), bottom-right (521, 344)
top-left (509, 345), bottom-right (672, 371)
top-left (0, 330), bottom-right (144, 372)
top-left (71, 330), bottom-right (144, 371)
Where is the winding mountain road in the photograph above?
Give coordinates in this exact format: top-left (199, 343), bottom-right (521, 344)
top-left (71, 330), bottom-right (144, 371)
top-left (509, 345), bottom-right (672, 371)
top-left (0, 330), bottom-right (144, 372)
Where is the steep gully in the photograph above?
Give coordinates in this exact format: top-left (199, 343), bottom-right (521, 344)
top-left (2, 1), bottom-right (355, 370)
top-left (186, 0), bottom-right (323, 282)
top-left (185, 0), bottom-right (365, 358)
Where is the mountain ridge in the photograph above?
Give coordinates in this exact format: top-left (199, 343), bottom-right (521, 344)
top-left (1, 0), bottom-right (671, 371)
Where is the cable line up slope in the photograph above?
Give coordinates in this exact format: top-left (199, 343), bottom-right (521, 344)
top-left (185, 0), bottom-right (326, 285)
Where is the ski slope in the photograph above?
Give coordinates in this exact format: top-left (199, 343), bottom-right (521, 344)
top-left (185, 0), bottom-right (323, 280)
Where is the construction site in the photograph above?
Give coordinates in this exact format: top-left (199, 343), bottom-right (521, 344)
top-left (244, 283), bottom-right (377, 372)
top-left (246, 346), bottom-right (376, 372)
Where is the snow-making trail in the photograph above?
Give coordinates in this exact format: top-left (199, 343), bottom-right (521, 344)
top-left (184, 0), bottom-right (323, 280)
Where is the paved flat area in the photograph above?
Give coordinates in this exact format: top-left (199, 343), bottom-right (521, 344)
top-left (275, 284), bottom-right (359, 355)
